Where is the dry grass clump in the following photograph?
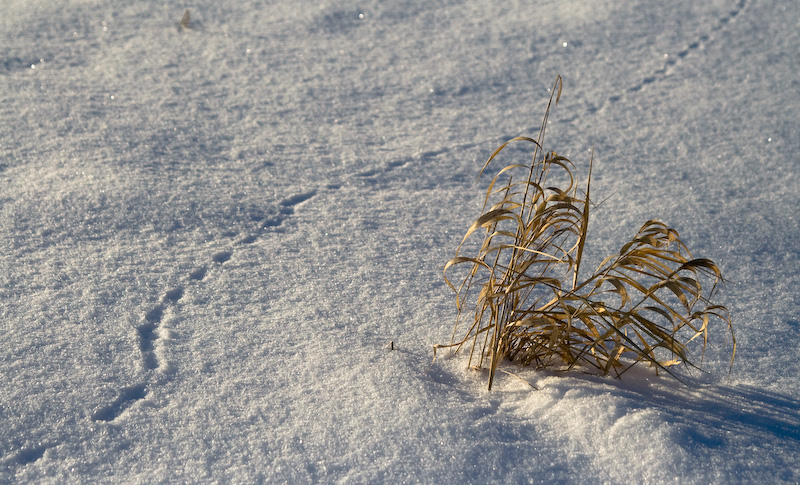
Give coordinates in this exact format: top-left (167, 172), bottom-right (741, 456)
top-left (178, 9), bottom-right (191, 31)
top-left (439, 76), bottom-right (734, 390)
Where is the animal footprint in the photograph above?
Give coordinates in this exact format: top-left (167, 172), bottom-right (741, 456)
top-left (137, 325), bottom-right (159, 369)
top-left (189, 267), bottom-right (207, 280)
top-left (91, 383), bottom-right (148, 422)
top-left (261, 191), bottom-right (318, 228)
top-left (137, 306), bottom-right (165, 369)
top-left (11, 444), bottom-right (51, 466)
top-left (280, 191), bottom-right (316, 209)
top-left (164, 287), bottom-right (184, 303)
top-left (238, 234), bottom-right (258, 244)
top-left (212, 251), bottom-right (232, 264)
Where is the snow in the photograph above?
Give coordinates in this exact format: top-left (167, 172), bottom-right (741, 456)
top-left (2, 0), bottom-right (799, 482)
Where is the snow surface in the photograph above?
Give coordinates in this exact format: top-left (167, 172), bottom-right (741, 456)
top-left (2, 0), bottom-right (799, 482)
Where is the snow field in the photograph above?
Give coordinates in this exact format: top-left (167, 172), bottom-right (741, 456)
top-left (2, 0), bottom-right (799, 482)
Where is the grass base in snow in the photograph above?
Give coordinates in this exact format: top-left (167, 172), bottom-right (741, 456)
top-left (438, 76), bottom-right (735, 390)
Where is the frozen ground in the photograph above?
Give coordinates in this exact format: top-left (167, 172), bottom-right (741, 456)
top-left (1, 0), bottom-right (799, 482)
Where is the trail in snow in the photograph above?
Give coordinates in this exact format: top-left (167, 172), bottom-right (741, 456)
top-left (90, 189), bottom-right (319, 423)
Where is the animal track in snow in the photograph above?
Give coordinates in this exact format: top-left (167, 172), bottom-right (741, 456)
top-left (91, 383), bottom-right (148, 422)
top-left (88, 134), bottom-right (441, 425)
top-left (238, 234), bottom-right (259, 244)
top-left (137, 322), bottom-right (160, 370)
top-left (92, 190), bottom-right (321, 422)
top-left (164, 287), bottom-right (184, 303)
top-left (189, 267), bottom-right (207, 280)
top-left (280, 191), bottom-right (317, 208)
top-left (212, 250), bottom-right (233, 264)
top-left (352, 157), bottom-right (413, 181)
top-left (250, 190), bottom-right (318, 228)
top-left (6, 443), bottom-right (52, 467)
top-left (608, 0), bottom-right (747, 104)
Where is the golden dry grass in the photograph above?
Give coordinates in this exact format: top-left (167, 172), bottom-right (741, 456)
top-left (439, 76), bottom-right (734, 389)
